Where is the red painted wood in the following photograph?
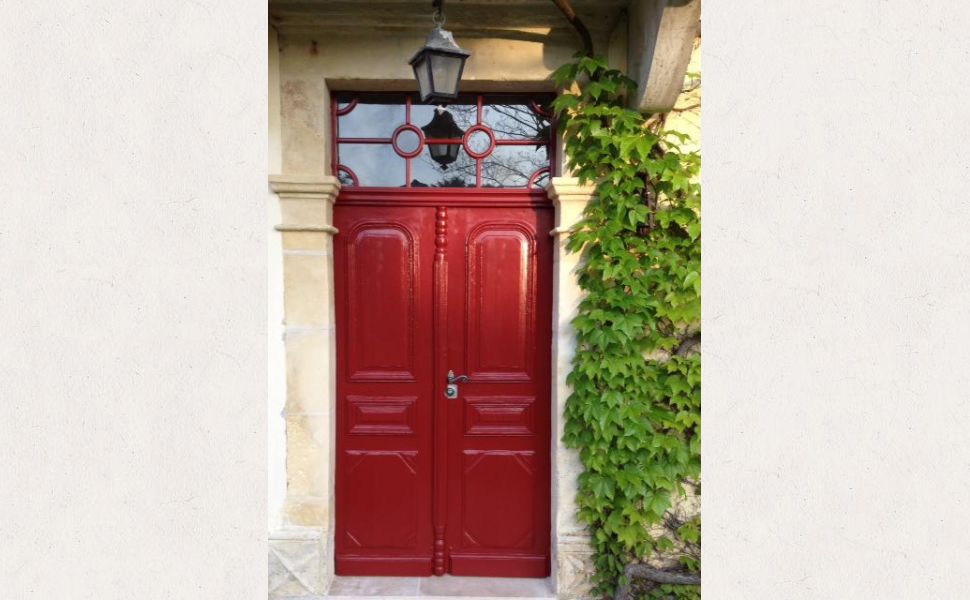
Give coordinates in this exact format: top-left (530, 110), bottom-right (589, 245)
top-left (432, 206), bottom-right (449, 575)
top-left (444, 206), bottom-right (553, 577)
top-left (334, 206), bottom-right (435, 575)
top-left (334, 191), bottom-right (552, 578)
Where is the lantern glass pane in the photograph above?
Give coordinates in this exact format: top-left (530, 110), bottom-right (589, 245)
top-left (412, 54), bottom-right (431, 99)
top-left (429, 53), bottom-right (463, 96)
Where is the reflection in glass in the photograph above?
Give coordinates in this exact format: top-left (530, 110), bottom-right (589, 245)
top-left (412, 102), bottom-right (477, 132)
top-left (338, 143), bottom-right (405, 187)
top-left (334, 94), bottom-right (554, 189)
top-left (338, 102), bottom-right (405, 138)
top-left (394, 128), bottom-right (422, 154)
top-left (337, 169), bottom-right (355, 186)
top-left (465, 129), bottom-right (492, 155)
top-left (483, 104), bottom-right (550, 140)
top-left (411, 146), bottom-right (474, 187)
top-left (420, 108), bottom-right (465, 168)
top-left (481, 145), bottom-right (548, 188)
top-left (531, 170), bottom-right (550, 190)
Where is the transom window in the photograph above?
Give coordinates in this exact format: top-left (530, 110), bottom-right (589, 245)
top-left (332, 93), bottom-right (555, 189)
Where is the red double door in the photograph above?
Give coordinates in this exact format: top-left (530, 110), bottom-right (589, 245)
top-left (333, 193), bottom-right (552, 578)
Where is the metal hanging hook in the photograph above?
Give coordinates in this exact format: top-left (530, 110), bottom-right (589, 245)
top-left (432, 0), bottom-right (446, 27)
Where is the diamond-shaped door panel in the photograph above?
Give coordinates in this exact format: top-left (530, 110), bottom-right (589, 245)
top-left (344, 451), bottom-right (419, 550)
top-left (460, 450), bottom-right (535, 550)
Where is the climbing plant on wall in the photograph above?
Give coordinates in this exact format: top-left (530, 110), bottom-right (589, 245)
top-left (551, 56), bottom-right (701, 599)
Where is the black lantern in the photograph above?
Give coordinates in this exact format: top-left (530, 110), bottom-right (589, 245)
top-left (421, 107), bottom-right (464, 168)
top-left (409, 1), bottom-right (470, 103)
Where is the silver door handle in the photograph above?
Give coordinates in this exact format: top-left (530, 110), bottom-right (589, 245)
top-left (447, 370), bottom-right (470, 384)
top-left (445, 370), bottom-right (470, 399)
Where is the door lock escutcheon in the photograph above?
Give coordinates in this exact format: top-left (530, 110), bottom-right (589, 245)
top-left (445, 370), bottom-right (470, 399)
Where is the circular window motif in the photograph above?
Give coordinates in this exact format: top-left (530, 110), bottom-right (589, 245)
top-left (335, 98), bottom-right (358, 116)
top-left (391, 124), bottom-right (425, 158)
top-left (462, 125), bottom-right (495, 159)
top-left (336, 165), bottom-right (358, 186)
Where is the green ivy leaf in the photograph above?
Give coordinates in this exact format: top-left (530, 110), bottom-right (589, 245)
top-left (553, 54), bottom-right (701, 597)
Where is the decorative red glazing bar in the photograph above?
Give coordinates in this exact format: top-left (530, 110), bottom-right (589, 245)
top-left (332, 92), bottom-right (556, 188)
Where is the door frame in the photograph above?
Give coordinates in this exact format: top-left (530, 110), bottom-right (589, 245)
top-left (269, 171), bottom-right (597, 596)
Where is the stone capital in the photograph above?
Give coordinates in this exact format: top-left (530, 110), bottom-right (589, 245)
top-left (546, 177), bottom-right (595, 237)
top-left (546, 176), bottom-right (596, 205)
top-left (270, 174), bottom-right (341, 234)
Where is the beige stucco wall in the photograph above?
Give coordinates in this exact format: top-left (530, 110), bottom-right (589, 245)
top-left (663, 35), bottom-right (700, 153)
top-left (275, 30), bottom-right (589, 178)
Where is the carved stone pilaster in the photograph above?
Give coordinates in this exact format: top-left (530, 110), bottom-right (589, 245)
top-left (546, 177), bottom-right (597, 599)
top-left (557, 533), bottom-right (597, 599)
top-left (269, 174), bottom-right (341, 597)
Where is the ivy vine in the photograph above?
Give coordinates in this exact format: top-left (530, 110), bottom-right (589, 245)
top-left (551, 56), bottom-right (701, 599)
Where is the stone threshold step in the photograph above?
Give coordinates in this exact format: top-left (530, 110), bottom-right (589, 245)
top-left (327, 596), bottom-right (554, 600)
top-left (323, 575), bottom-right (556, 599)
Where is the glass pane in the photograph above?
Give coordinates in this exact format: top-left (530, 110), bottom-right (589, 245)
top-left (337, 169), bottom-right (355, 186)
top-left (484, 103), bottom-right (550, 140)
top-left (338, 102), bottom-right (405, 139)
top-left (412, 102), bottom-right (476, 135)
top-left (530, 169), bottom-right (550, 189)
top-left (395, 128), bottom-right (421, 154)
top-left (481, 145), bottom-right (548, 188)
top-left (338, 143), bottom-right (405, 186)
top-left (412, 57), bottom-right (430, 99)
top-left (466, 129), bottom-right (492, 155)
top-left (411, 146), bottom-right (475, 188)
top-left (429, 54), bottom-right (462, 96)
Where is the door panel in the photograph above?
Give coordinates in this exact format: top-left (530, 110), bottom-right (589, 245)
top-left (464, 223), bottom-right (536, 382)
top-left (334, 207), bottom-right (435, 575)
top-left (444, 207), bottom-right (553, 577)
top-left (345, 224), bottom-right (418, 382)
top-left (334, 200), bottom-right (552, 578)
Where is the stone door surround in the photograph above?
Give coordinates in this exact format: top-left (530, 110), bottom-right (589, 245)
top-left (268, 175), bottom-right (596, 599)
